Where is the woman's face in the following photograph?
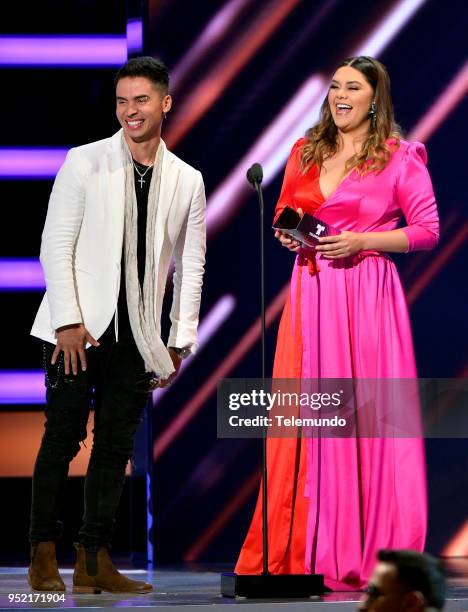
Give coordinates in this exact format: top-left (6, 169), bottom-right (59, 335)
top-left (327, 65), bottom-right (374, 133)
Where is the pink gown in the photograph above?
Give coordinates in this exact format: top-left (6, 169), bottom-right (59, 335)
top-left (236, 138), bottom-right (440, 590)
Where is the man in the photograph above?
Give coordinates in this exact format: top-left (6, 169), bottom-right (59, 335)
top-left (29, 56), bottom-right (206, 593)
top-left (358, 550), bottom-right (446, 611)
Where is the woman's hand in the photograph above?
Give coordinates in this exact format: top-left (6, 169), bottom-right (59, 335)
top-left (274, 208), bottom-right (304, 253)
top-left (315, 231), bottom-right (365, 259)
top-left (274, 230), bottom-right (302, 252)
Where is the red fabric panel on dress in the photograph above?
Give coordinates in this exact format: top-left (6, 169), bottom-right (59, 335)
top-left (235, 286), bottom-right (309, 574)
top-left (236, 139), bottom-right (325, 574)
top-left (274, 138), bottom-right (325, 222)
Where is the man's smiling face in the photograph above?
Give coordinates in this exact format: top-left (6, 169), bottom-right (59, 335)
top-left (116, 76), bottom-right (172, 144)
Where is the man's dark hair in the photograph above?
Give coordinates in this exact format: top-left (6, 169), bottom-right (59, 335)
top-left (115, 56), bottom-right (169, 93)
top-left (378, 549), bottom-right (446, 610)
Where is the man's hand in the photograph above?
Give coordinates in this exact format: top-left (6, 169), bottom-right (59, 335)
top-left (315, 231), bottom-right (365, 259)
top-left (52, 323), bottom-right (100, 376)
top-left (155, 348), bottom-right (182, 389)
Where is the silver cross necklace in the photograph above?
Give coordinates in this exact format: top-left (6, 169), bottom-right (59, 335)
top-left (133, 160), bottom-right (153, 188)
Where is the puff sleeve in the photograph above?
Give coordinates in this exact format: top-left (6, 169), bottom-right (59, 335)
top-left (396, 142), bottom-right (439, 252)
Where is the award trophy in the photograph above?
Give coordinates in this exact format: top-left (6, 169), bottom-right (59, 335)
top-left (273, 206), bottom-right (340, 247)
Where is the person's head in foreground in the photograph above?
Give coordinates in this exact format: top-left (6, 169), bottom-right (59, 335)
top-left (357, 549), bottom-right (446, 611)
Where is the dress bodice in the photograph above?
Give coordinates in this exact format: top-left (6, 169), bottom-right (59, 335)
top-left (274, 137), bottom-right (439, 253)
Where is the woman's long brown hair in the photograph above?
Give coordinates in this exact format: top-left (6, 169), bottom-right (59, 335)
top-left (301, 56), bottom-right (402, 176)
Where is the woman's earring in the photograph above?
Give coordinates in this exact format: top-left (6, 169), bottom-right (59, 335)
top-left (163, 111), bottom-right (167, 120)
top-left (369, 100), bottom-right (376, 128)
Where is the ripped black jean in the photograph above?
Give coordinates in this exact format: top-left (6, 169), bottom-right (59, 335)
top-left (29, 322), bottom-right (152, 550)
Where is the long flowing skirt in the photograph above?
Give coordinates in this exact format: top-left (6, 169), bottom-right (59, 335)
top-left (236, 253), bottom-right (427, 590)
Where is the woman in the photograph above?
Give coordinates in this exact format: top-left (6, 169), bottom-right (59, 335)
top-left (236, 56), bottom-right (439, 591)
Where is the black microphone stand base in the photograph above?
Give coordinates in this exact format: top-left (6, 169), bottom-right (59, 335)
top-left (221, 572), bottom-right (325, 598)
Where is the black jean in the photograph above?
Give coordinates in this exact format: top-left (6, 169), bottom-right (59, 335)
top-left (29, 322), bottom-right (152, 550)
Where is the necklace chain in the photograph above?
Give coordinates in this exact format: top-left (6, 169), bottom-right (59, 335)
top-left (132, 160), bottom-right (153, 188)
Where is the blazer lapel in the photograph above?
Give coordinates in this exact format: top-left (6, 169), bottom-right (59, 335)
top-left (107, 131), bottom-right (126, 262)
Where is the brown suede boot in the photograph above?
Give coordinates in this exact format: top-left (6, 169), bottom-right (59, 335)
top-left (28, 541), bottom-right (65, 592)
top-left (72, 543), bottom-right (152, 594)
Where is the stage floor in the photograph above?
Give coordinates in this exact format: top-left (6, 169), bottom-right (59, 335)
top-left (1, 560), bottom-right (467, 611)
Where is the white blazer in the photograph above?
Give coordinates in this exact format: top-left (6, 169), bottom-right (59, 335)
top-left (31, 130), bottom-right (206, 353)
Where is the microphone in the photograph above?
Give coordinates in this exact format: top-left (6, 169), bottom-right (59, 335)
top-left (246, 163), bottom-right (263, 186)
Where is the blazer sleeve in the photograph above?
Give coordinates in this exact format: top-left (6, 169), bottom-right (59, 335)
top-left (40, 148), bottom-right (88, 330)
top-left (396, 142), bottom-right (439, 252)
top-left (274, 138), bottom-right (305, 222)
top-left (168, 170), bottom-right (207, 353)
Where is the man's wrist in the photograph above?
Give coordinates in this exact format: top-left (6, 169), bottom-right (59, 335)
top-left (56, 323), bottom-right (82, 333)
top-left (168, 346), bottom-right (191, 360)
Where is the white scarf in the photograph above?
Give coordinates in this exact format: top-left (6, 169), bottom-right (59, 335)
top-left (121, 135), bottom-right (175, 379)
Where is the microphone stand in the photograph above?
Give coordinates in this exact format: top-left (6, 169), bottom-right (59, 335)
top-left (221, 165), bottom-right (324, 598)
top-left (256, 177), bottom-right (269, 576)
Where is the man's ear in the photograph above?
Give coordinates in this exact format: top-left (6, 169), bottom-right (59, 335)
top-left (404, 590), bottom-right (425, 610)
top-left (163, 94), bottom-right (172, 114)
